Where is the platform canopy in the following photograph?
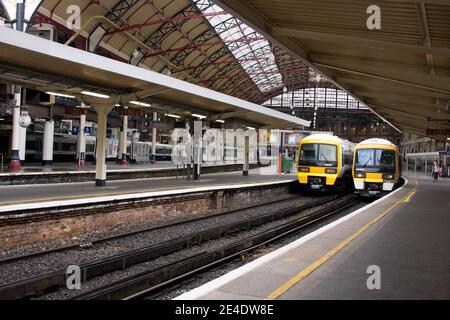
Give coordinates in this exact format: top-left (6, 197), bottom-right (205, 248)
top-left (31, 0), bottom-right (323, 105)
top-left (215, 0), bottom-right (450, 136)
top-left (0, 26), bottom-right (310, 129)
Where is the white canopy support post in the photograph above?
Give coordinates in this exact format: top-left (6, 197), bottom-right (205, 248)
top-left (243, 135), bottom-right (249, 176)
top-left (8, 86), bottom-right (21, 171)
top-left (77, 103), bottom-right (87, 166)
top-left (93, 105), bottom-right (112, 187)
top-left (151, 112), bottom-right (157, 163)
top-left (120, 115), bottom-right (128, 166)
top-left (193, 120), bottom-right (202, 180)
top-left (42, 119), bottom-right (54, 166)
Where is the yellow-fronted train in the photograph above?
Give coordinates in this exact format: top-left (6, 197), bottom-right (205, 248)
top-left (297, 134), bottom-right (355, 191)
top-left (352, 138), bottom-right (401, 197)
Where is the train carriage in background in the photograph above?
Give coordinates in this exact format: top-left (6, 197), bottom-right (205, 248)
top-left (2, 130), bottom-right (173, 163)
top-left (352, 138), bottom-right (401, 196)
top-left (297, 134), bottom-right (355, 191)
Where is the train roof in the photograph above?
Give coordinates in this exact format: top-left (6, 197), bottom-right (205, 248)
top-left (357, 138), bottom-right (397, 148)
top-left (301, 133), bottom-right (352, 145)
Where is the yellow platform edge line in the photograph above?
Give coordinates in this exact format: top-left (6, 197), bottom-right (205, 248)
top-left (266, 182), bottom-right (418, 300)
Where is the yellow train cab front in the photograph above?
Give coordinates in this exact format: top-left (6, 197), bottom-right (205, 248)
top-left (297, 133), bottom-right (353, 190)
top-left (353, 139), bottom-right (399, 195)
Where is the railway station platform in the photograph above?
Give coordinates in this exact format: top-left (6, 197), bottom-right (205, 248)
top-left (0, 167), bottom-right (294, 209)
top-left (177, 174), bottom-right (450, 300)
top-left (0, 162), bottom-right (266, 186)
top-left (0, 168), bottom-right (297, 250)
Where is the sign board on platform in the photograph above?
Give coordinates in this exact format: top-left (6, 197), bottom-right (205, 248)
top-left (148, 119), bottom-right (174, 130)
top-left (119, 107), bottom-right (145, 117)
top-left (426, 128), bottom-right (450, 140)
top-left (426, 128), bottom-right (450, 136)
top-left (65, 106), bottom-right (88, 116)
top-left (72, 126), bottom-right (93, 135)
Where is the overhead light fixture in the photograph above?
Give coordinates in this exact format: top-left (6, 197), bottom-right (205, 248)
top-left (81, 91), bottom-right (110, 99)
top-left (215, 119), bottom-right (225, 123)
top-left (0, 118), bottom-right (4, 121)
top-left (45, 91), bottom-right (76, 99)
top-left (192, 113), bottom-right (206, 119)
top-left (166, 114), bottom-right (180, 119)
top-left (130, 101), bottom-right (151, 107)
top-left (246, 126), bottom-right (255, 130)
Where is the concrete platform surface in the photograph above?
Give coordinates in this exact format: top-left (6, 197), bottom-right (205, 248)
top-left (0, 161), bottom-right (186, 175)
top-left (176, 175), bottom-right (450, 300)
top-left (0, 167), bottom-right (296, 209)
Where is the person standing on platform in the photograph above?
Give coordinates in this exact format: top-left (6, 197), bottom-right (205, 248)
top-left (432, 160), bottom-right (439, 182)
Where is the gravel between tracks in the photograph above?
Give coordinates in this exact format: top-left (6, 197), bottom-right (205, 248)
top-left (37, 194), bottom-right (353, 300)
top-left (157, 200), bottom-right (369, 300)
top-left (0, 193), bottom-right (337, 286)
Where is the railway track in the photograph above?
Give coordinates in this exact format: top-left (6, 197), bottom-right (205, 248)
top-left (0, 195), bottom-right (300, 265)
top-left (73, 196), bottom-right (360, 300)
top-left (0, 193), bottom-right (354, 300)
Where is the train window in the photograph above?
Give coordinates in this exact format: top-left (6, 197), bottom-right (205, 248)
top-left (61, 143), bottom-right (76, 152)
top-left (355, 149), bottom-right (395, 173)
top-left (26, 140), bottom-right (35, 150)
top-left (299, 144), bottom-right (337, 167)
top-left (156, 146), bottom-right (168, 154)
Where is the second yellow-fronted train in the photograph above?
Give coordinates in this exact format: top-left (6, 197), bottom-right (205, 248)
top-left (352, 138), bottom-right (401, 196)
top-left (297, 134), bottom-right (355, 191)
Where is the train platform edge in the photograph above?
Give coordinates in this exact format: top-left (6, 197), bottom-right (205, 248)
top-left (176, 174), bottom-right (450, 300)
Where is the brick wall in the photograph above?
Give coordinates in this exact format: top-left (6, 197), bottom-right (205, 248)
top-left (0, 182), bottom-right (294, 250)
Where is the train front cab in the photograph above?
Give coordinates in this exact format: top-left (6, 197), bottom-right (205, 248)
top-left (297, 137), bottom-right (352, 191)
top-left (353, 143), bottom-right (400, 196)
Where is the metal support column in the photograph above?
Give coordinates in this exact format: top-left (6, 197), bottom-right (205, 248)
top-left (120, 115), bottom-right (128, 166)
top-left (19, 125), bottom-right (26, 164)
top-left (8, 87), bottom-right (21, 171)
top-left (243, 135), bottom-right (249, 176)
top-left (42, 119), bottom-right (54, 166)
top-left (77, 104), bottom-right (87, 166)
top-left (151, 112), bottom-right (157, 163)
top-left (93, 105), bottom-right (111, 187)
top-left (193, 120), bottom-right (202, 180)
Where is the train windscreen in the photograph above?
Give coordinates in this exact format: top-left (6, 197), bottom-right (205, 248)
top-left (299, 143), bottom-right (337, 167)
top-left (355, 149), bottom-right (395, 173)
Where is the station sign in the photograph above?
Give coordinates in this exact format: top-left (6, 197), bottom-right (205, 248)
top-left (65, 106), bottom-right (88, 116)
top-left (119, 107), bottom-right (145, 117)
top-left (426, 128), bottom-right (450, 140)
top-left (72, 126), bottom-right (94, 135)
top-left (148, 119), bottom-right (174, 130)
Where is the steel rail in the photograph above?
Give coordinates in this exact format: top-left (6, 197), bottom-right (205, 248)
top-left (0, 194), bottom-right (299, 265)
top-left (0, 194), bottom-right (345, 299)
top-left (74, 198), bottom-right (360, 300)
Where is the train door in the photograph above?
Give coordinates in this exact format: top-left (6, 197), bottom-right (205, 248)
top-left (35, 134), bottom-right (43, 160)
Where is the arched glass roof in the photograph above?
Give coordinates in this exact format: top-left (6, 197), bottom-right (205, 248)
top-left (263, 87), bottom-right (368, 111)
top-left (28, 0), bottom-right (325, 104)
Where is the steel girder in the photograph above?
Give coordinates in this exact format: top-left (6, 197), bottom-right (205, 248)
top-left (0, 0), bottom-right (8, 20)
top-left (106, 0), bottom-right (142, 23)
top-left (105, 11), bottom-right (227, 36)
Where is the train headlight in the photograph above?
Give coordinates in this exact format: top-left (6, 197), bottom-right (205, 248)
top-left (355, 171), bottom-right (366, 178)
top-left (298, 167), bottom-right (310, 172)
top-left (383, 173), bottom-right (394, 180)
top-left (325, 168), bottom-right (337, 174)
